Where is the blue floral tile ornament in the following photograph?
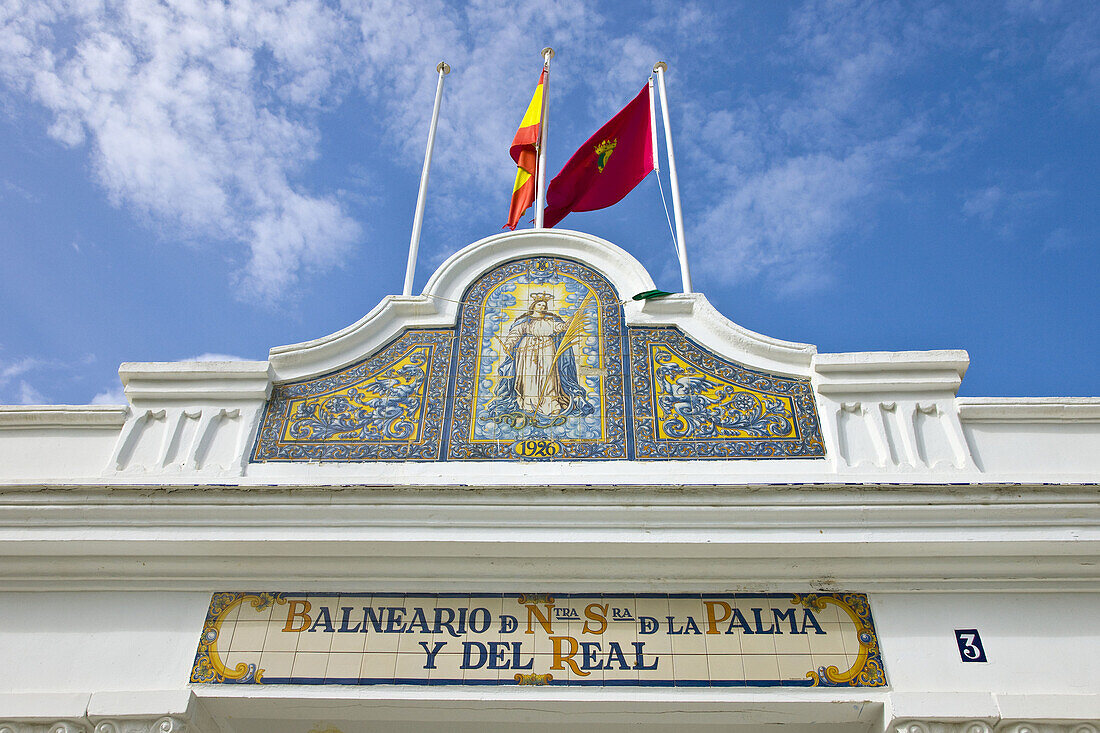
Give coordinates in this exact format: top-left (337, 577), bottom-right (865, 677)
top-left (252, 330), bottom-right (454, 461)
top-left (629, 328), bottom-right (825, 459)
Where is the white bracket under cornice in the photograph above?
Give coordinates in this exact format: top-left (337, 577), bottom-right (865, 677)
top-left (105, 361), bottom-right (274, 476)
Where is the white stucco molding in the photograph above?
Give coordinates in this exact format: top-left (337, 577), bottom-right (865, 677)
top-left (119, 362), bottom-right (273, 406)
top-left (998, 721), bottom-right (1100, 726)
top-left (813, 351), bottom-right (970, 395)
top-left (0, 691), bottom-right (214, 733)
top-left (105, 363), bottom-right (273, 476)
top-left (3, 483), bottom-right (1097, 591)
top-left (629, 293), bottom-right (816, 376)
top-left (90, 719), bottom-right (186, 733)
top-left (890, 722), bottom-right (995, 733)
top-left (957, 397), bottom-right (1100, 423)
top-left (812, 351), bottom-right (975, 471)
top-left (0, 694), bottom-right (91, 732)
top-left (886, 691), bottom-right (1100, 733)
top-left (0, 723), bottom-right (89, 733)
top-left (267, 228), bottom-right (817, 381)
top-left (0, 406), bottom-right (128, 429)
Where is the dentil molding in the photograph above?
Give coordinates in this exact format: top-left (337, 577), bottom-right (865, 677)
top-left (92, 718), bottom-right (187, 733)
top-left (892, 722), bottom-right (1099, 733)
top-left (995, 724), bottom-right (1099, 733)
top-left (893, 722), bottom-right (995, 733)
top-left (0, 723), bottom-right (89, 733)
top-left (0, 719), bottom-right (187, 733)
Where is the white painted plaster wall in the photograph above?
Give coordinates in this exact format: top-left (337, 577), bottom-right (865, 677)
top-left (870, 592), bottom-right (1100, 696)
top-left (0, 592), bottom-right (210, 693)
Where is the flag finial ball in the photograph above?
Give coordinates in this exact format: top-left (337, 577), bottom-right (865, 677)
top-left (653, 61), bottom-right (668, 73)
top-left (542, 47), bottom-right (555, 60)
top-left (437, 61), bottom-right (450, 75)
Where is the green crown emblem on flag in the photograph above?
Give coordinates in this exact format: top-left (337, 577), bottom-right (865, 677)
top-left (595, 138), bottom-right (617, 172)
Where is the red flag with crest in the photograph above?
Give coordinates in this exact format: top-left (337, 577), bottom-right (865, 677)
top-left (543, 84), bottom-right (654, 228)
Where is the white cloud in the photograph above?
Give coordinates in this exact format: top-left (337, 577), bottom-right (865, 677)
top-left (18, 380), bottom-right (45, 404)
top-left (5, 0), bottom-right (1082, 302)
top-left (91, 386), bottom-right (126, 404)
top-left (683, 2), bottom-right (939, 293)
top-left (0, 0), bottom-right (361, 303)
top-left (961, 184), bottom-right (1056, 237)
top-left (0, 356), bottom-right (41, 385)
top-left (962, 186), bottom-right (1005, 224)
top-left (1041, 226), bottom-right (1075, 253)
top-left (1045, 5), bottom-right (1100, 105)
top-left (691, 149), bottom-right (875, 293)
top-left (187, 352), bottom-right (248, 362)
top-left (0, 0), bottom-right (627, 299)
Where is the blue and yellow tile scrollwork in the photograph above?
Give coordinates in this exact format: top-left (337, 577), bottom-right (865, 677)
top-left (630, 328), bottom-right (825, 459)
top-left (252, 330), bottom-right (453, 461)
top-left (651, 345), bottom-right (797, 440)
top-left (514, 672), bottom-right (554, 685)
top-left (789, 593), bottom-right (887, 687)
top-left (190, 592), bottom-right (287, 684)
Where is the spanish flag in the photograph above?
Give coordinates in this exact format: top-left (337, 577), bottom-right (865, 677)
top-left (505, 69), bottom-right (546, 230)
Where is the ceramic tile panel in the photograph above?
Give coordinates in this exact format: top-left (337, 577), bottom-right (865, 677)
top-left (262, 620), bottom-right (300, 653)
top-left (256, 650), bottom-right (295, 682)
top-left (426, 648), bottom-right (467, 685)
top-left (250, 256), bottom-right (826, 464)
top-left (358, 652), bottom-right (396, 683)
top-left (707, 653), bottom-right (747, 685)
top-left (190, 591), bottom-right (885, 687)
top-left (323, 652), bottom-right (363, 684)
top-left (226, 622), bottom-right (268, 653)
top-left (328, 595), bottom-right (370, 653)
top-left (253, 331), bottom-right (454, 461)
top-left (628, 328), bottom-right (825, 459)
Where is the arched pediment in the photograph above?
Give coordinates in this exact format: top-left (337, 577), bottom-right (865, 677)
top-left (253, 231), bottom-right (825, 462)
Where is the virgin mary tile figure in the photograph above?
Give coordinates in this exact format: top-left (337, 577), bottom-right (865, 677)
top-left (487, 292), bottom-right (595, 425)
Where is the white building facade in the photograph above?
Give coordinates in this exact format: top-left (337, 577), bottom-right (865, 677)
top-left (0, 230), bottom-right (1097, 733)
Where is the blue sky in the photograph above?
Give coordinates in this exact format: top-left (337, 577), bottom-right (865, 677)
top-left (0, 0), bottom-right (1097, 405)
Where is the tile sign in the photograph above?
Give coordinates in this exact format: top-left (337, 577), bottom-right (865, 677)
top-left (190, 592), bottom-right (885, 687)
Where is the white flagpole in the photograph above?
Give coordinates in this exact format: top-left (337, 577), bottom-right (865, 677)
top-left (653, 61), bottom-right (693, 293)
top-left (404, 61), bottom-right (450, 297)
top-left (648, 77), bottom-right (660, 174)
top-left (534, 47), bottom-right (554, 229)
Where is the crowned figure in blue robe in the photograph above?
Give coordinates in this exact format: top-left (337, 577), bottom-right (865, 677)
top-left (487, 292), bottom-right (595, 422)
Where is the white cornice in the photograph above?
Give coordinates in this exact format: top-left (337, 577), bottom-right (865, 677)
top-left (119, 361), bottom-right (273, 404)
top-left (814, 351), bottom-right (970, 395)
top-left (0, 406), bottom-right (128, 429)
top-left (0, 485), bottom-right (1096, 592)
top-left (958, 397), bottom-right (1100, 422)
